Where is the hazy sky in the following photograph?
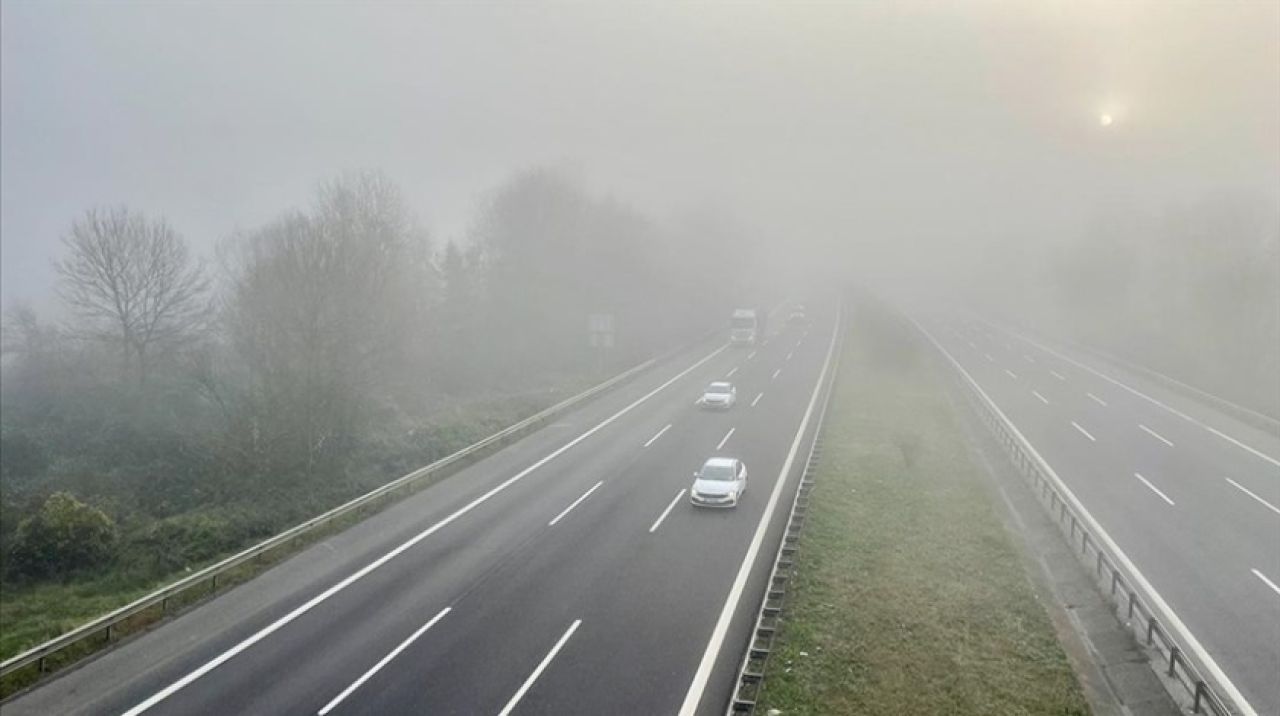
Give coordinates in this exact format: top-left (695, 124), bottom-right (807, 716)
top-left (3, 1), bottom-right (1277, 310)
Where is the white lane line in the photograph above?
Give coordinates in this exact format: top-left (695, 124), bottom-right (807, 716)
top-left (747, 350), bottom-right (757, 360)
top-left (497, 620), bottom-right (582, 716)
top-left (716, 428), bottom-right (736, 451)
top-left (1134, 472), bottom-right (1175, 506)
top-left (1087, 392), bottom-right (1108, 407)
top-left (317, 607), bottom-right (450, 715)
top-left (548, 481), bottom-right (603, 526)
top-left (1004, 369), bottom-right (1018, 379)
top-left (772, 368), bottom-right (781, 380)
top-left (649, 489), bottom-right (687, 533)
top-left (1002, 327), bottom-right (1280, 469)
top-left (643, 424), bottom-right (672, 448)
top-left (786, 351), bottom-right (794, 361)
top-left (984, 353), bottom-right (995, 362)
top-left (1138, 424), bottom-right (1174, 447)
top-left (916, 316), bottom-right (1259, 716)
top-left (726, 366), bottom-right (739, 378)
top-left (680, 308), bottom-right (840, 716)
top-left (1252, 569), bottom-right (1280, 598)
top-left (1032, 390), bottom-right (1049, 405)
top-left (751, 392), bottom-right (763, 408)
top-left (1049, 370), bottom-right (1066, 381)
top-left (1225, 478), bottom-right (1280, 516)
top-left (119, 344), bottom-right (728, 716)
top-left (1071, 421), bottom-right (1096, 442)
top-left (1023, 354), bottom-right (1036, 364)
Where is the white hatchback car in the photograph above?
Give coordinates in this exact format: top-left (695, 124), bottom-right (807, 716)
top-left (690, 457), bottom-right (748, 508)
top-left (697, 381), bottom-right (737, 410)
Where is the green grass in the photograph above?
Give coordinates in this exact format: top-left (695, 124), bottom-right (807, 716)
top-left (0, 379), bottom-right (591, 696)
top-left (755, 305), bottom-right (1089, 716)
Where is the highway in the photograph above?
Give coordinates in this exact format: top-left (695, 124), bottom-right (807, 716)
top-left (6, 302), bottom-right (839, 716)
top-left (916, 312), bottom-right (1280, 716)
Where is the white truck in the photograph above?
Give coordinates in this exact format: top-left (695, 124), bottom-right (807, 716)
top-left (730, 308), bottom-right (759, 346)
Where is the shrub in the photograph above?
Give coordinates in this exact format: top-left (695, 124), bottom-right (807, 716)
top-left (9, 492), bottom-right (118, 579)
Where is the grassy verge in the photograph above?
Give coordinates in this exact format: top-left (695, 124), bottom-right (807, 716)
top-left (756, 304), bottom-right (1088, 715)
top-left (0, 379), bottom-right (595, 696)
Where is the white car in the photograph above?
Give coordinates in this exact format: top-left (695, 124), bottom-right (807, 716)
top-left (690, 457), bottom-right (748, 508)
top-left (697, 381), bottom-right (737, 410)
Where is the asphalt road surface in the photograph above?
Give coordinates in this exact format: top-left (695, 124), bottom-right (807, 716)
top-left (7, 301), bottom-right (839, 716)
top-left (917, 312), bottom-right (1280, 716)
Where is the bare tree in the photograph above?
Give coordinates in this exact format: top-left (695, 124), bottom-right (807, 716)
top-left (55, 206), bottom-right (209, 386)
top-left (222, 172), bottom-right (434, 466)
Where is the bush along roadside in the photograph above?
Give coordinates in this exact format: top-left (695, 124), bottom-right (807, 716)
top-left (754, 303), bottom-right (1090, 716)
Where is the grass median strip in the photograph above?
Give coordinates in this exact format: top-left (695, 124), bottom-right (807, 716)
top-left (756, 307), bottom-right (1088, 716)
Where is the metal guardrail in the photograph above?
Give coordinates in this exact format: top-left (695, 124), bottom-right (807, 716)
top-left (912, 316), bottom-right (1252, 716)
top-left (725, 321), bottom-right (843, 715)
top-left (0, 353), bottom-right (666, 683)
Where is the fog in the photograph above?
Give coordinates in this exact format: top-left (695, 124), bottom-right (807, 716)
top-left (5, 1), bottom-right (1274, 291)
top-left (1, 2), bottom-right (1277, 403)
top-left (0, 3), bottom-right (1278, 698)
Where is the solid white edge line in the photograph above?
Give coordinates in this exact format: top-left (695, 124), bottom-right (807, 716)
top-left (751, 392), bottom-right (763, 408)
top-left (649, 489), bottom-right (687, 533)
top-left (1087, 392), bottom-right (1108, 407)
top-left (678, 308), bottom-right (839, 716)
top-left (316, 607), bottom-right (451, 715)
top-left (1032, 390), bottom-right (1049, 405)
top-left (644, 424), bottom-right (672, 448)
top-left (1138, 424), bottom-right (1175, 447)
top-left (1133, 472), bottom-right (1176, 506)
top-left (120, 344), bottom-right (729, 716)
top-left (1252, 569), bottom-right (1280, 598)
top-left (1071, 421), bottom-right (1097, 442)
top-left (1225, 478), bottom-right (1280, 516)
top-left (548, 481), bottom-right (603, 526)
top-left (496, 619), bottom-right (582, 716)
top-left (996, 323), bottom-right (1280, 469)
top-left (716, 428), bottom-right (736, 451)
top-left (913, 316), bottom-right (1258, 716)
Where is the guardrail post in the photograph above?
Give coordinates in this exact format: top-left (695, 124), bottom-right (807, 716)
top-left (1167, 645), bottom-right (1180, 676)
top-left (1147, 616), bottom-right (1156, 645)
top-left (1193, 681), bottom-right (1205, 713)
top-left (1128, 590), bottom-right (1136, 619)
top-left (37, 656), bottom-right (46, 674)
top-left (106, 624), bottom-right (114, 643)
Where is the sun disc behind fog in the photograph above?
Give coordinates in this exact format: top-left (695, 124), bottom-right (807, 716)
top-left (1099, 114), bottom-right (1114, 127)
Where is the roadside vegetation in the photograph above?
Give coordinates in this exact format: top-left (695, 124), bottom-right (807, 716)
top-left (756, 300), bottom-right (1089, 715)
top-left (0, 168), bottom-right (757, 663)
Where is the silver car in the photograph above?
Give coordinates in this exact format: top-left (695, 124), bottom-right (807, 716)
top-left (697, 381), bottom-right (737, 410)
top-left (690, 457), bottom-right (748, 508)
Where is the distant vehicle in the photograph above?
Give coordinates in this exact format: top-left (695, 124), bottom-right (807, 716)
top-left (730, 308), bottom-right (758, 345)
top-left (697, 381), bottom-right (737, 410)
top-left (787, 305), bottom-right (808, 325)
top-left (690, 457), bottom-right (748, 508)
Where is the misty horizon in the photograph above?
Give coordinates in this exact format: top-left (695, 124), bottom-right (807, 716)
top-left (3, 1), bottom-right (1277, 312)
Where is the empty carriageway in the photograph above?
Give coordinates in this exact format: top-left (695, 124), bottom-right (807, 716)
top-left (925, 312), bottom-right (1280, 716)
